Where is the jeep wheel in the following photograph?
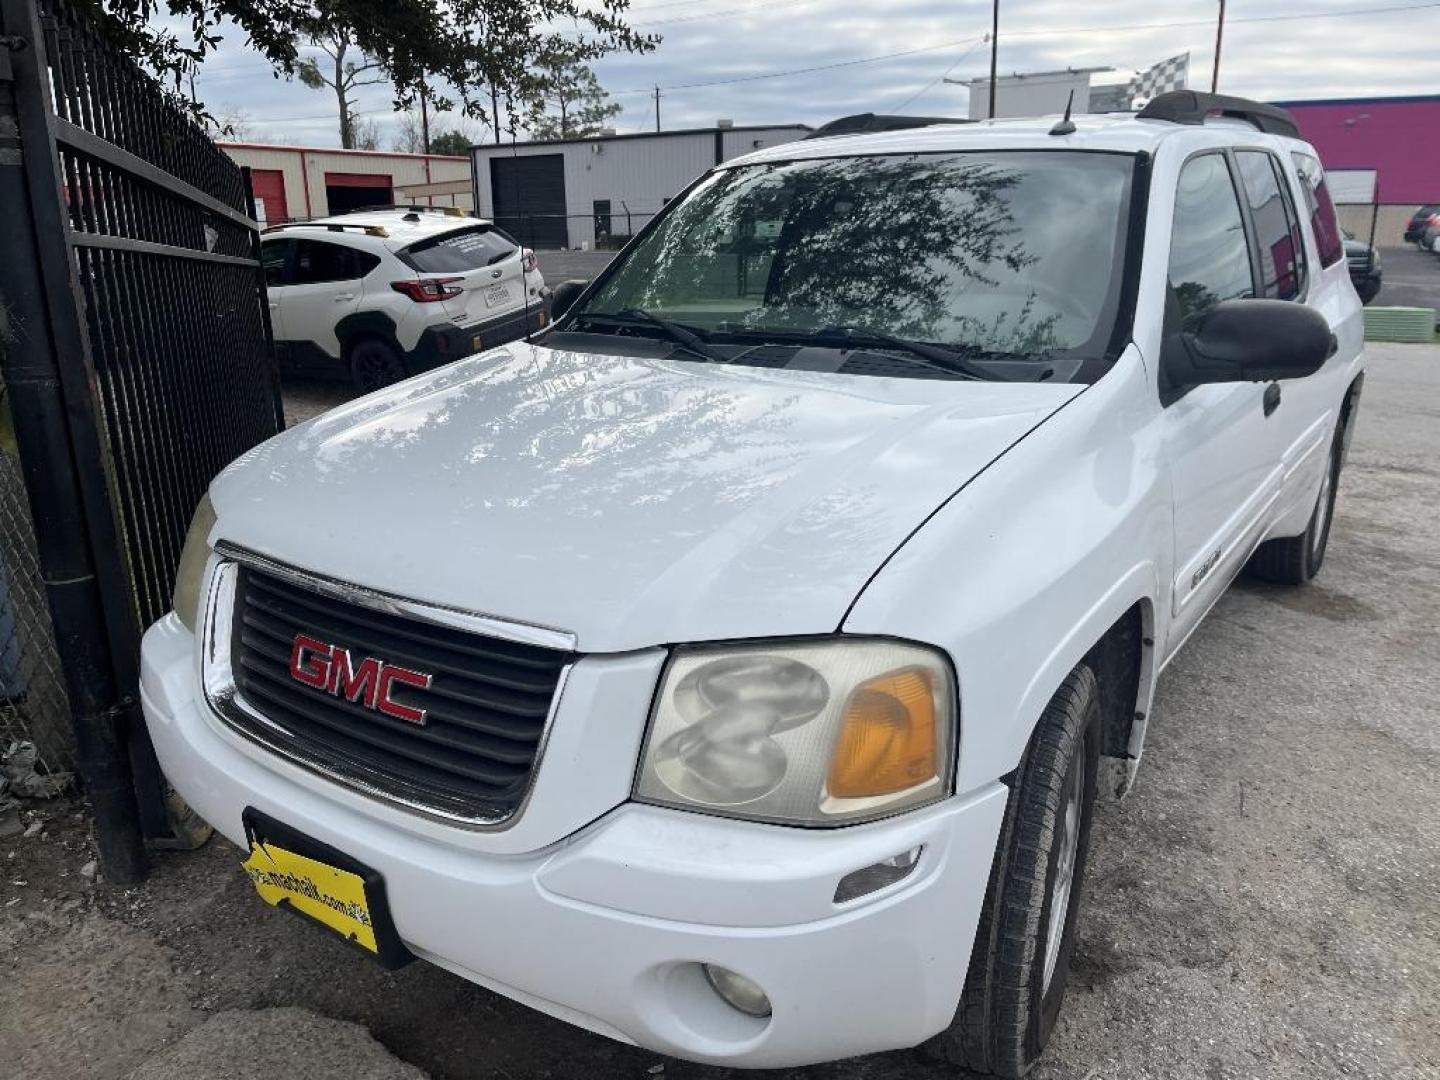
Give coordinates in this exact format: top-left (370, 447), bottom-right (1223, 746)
top-left (921, 664), bottom-right (1100, 1077)
top-left (349, 339), bottom-right (406, 393)
top-left (1246, 423), bottom-right (1342, 586)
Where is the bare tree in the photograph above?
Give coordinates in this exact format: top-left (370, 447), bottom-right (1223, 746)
top-left (392, 111), bottom-right (427, 154)
top-left (351, 116), bottom-right (382, 151)
top-left (212, 104), bottom-right (252, 140)
top-left (296, 30), bottom-right (387, 149)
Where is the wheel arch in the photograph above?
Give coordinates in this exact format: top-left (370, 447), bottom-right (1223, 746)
top-left (335, 310), bottom-right (402, 361)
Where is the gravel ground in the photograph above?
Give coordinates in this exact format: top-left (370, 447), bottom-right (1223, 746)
top-left (0, 344), bottom-right (1435, 1080)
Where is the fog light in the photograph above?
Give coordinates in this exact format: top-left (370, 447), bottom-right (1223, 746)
top-left (833, 845), bottom-right (923, 903)
top-left (702, 964), bottom-right (772, 1018)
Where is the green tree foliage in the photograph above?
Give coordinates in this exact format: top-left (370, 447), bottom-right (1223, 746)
top-left (428, 131), bottom-right (474, 156)
top-left (527, 57), bottom-right (621, 141)
top-left (79, 0), bottom-right (657, 125)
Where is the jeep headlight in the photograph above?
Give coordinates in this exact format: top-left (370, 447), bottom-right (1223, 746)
top-left (635, 639), bottom-right (956, 826)
top-left (171, 492), bottom-right (216, 633)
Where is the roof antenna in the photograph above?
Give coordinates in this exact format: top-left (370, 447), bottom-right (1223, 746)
top-left (1049, 90), bottom-right (1077, 136)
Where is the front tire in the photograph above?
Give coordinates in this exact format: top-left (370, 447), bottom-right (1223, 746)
top-left (921, 665), bottom-right (1101, 1077)
top-left (1247, 422), bottom-right (1342, 586)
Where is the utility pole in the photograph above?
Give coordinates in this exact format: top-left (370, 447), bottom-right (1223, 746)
top-left (1211, 0), bottom-right (1226, 93)
top-left (654, 85), bottom-right (661, 132)
top-left (988, 0), bottom-right (999, 119)
top-left (419, 81), bottom-right (431, 155)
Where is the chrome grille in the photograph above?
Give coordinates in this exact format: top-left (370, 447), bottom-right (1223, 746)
top-left (222, 563), bottom-right (571, 822)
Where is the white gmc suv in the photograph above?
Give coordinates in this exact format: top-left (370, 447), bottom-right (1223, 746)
top-left (143, 93), bottom-right (1364, 1076)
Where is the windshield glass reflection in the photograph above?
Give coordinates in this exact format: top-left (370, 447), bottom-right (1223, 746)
top-left (576, 151), bottom-right (1135, 370)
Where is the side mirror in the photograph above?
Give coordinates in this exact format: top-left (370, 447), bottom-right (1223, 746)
top-left (1162, 298), bottom-right (1335, 388)
top-left (549, 279), bottom-right (589, 322)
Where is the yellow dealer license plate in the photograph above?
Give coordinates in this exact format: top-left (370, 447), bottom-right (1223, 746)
top-left (240, 809), bottom-right (413, 969)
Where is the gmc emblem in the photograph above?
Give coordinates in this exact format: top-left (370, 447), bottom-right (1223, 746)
top-left (288, 633), bottom-right (433, 725)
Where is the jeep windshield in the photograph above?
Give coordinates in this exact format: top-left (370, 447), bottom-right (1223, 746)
top-left (563, 150), bottom-right (1139, 382)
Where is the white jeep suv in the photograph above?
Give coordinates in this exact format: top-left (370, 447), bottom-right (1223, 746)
top-left (260, 207), bottom-right (549, 391)
top-left (145, 92), bottom-right (1363, 1075)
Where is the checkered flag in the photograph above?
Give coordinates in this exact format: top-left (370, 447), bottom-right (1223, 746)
top-left (1127, 53), bottom-right (1190, 108)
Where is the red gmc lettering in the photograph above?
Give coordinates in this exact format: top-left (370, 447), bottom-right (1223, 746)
top-left (288, 634), bottom-right (432, 725)
top-left (327, 650), bottom-right (383, 708)
top-left (289, 634), bottom-right (332, 689)
top-left (376, 666), bottom-right (431, 724)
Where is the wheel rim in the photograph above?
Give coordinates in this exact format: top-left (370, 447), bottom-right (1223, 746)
top-left (1311, 461), bottom-right (1334, 558)
top-left (1042, 741), bottom-right (1084, 995)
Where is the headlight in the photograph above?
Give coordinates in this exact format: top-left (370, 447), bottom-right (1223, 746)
top-left (635, 639), bottom-right (956, 826)
top-left (171, 493), bottom-right (216, 633)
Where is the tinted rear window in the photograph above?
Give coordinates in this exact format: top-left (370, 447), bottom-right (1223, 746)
top-left (399, 226), bottom-right (517, 273)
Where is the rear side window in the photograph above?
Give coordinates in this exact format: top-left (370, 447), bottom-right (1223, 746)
top-left (399, 226), bottom-right (517, 273)
top-left (261, 240), bottom-right (288, 286)
top-left (1169, 153), bottom-right (1254, 324)
top-left (1290, 153), bottom-right (1345, 268)
top-left (291, 240), bottom-right (378, 284)
top-left (1235, 151), bottom-right (1306, 301)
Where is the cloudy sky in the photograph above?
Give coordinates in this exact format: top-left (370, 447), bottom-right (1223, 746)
top-left (191, 0), bottom-right (1440, 149)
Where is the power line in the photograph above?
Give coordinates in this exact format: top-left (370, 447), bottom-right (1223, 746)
top-left (632, 0), bottom-right (815, 27)
top-left (888, 37), bottom-right (986, 112)
top-left (608, 36), bottom-right (986, 95)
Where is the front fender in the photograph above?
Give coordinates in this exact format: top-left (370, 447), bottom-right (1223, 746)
top-left (843, 345), bottom-right (1171, 795)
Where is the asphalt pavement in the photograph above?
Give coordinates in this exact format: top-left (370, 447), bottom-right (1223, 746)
top-left (1368, 245), bottom-right (1440, 311)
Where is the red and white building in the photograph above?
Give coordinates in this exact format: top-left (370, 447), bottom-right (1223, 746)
top-left (219, 143), bottom-right (473, 225)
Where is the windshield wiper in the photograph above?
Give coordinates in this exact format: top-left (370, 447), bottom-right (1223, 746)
top-left (573, 308), bottom-right (730, 363)
top-left (813, 326), bottom-right (1025, 382)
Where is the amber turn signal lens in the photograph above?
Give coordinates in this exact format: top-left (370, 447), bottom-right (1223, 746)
top-left (827, 668), bottom-right (938, 799)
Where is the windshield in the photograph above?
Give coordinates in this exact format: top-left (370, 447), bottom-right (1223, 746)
top-left (570, 151), bottom-right (1137, 376)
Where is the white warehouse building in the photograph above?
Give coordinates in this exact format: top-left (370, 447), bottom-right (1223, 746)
top-left (469, 123), bottom-right (811, 251)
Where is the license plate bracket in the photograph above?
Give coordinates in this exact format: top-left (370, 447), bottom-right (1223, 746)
top-left (483, 283), bottom-right (509, 308)
top-left (241, 808), bottom-right (414, 970)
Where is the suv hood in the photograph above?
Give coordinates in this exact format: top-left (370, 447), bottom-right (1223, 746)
top-left (212, 342), bottom-right (1081, 652)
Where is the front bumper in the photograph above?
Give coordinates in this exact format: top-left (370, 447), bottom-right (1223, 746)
top-left (141, 614), bottom-right (1006, 1068)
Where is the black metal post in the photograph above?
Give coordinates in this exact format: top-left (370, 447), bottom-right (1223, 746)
top-left (988, 0), bottom-right (998, 119)
top-left (0, 29), bottom-right (146, 883)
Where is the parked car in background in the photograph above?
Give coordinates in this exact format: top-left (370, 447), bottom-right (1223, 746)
top-left (1422, 217), bottom-right (1440, 256)
top-left (261, 207), bottom-right (549, 392)
top-left (146, 94), bottom-right (1363, 1077)
top-left (1404, 204), bottom-right (1439, 244)
top-left (1343, 231), bottom-right (1382, 304)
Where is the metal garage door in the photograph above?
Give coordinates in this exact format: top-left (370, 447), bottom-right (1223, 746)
top-left (249, 169), bottom-right (288, 225)
top-left (324, 172), bottom-right (393, 214)
top-left (491, 155), bottom-right (567, 249)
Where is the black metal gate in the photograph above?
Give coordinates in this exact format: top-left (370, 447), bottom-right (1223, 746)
top-left (0, 0), bottom-right (282, 881)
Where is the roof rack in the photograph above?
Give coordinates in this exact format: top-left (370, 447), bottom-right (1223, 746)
top-left (340, 204), bottom-right (479, 219)
top-left (1136, 91), bottom-right (1300, 139)
top-left (261, 221), bottom-right (392, 237)
top-left (805, 113), bottom-right (974, 140)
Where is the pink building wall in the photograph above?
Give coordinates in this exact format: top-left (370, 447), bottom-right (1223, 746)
top-left (1273, 95), bottom-right (1440, 205)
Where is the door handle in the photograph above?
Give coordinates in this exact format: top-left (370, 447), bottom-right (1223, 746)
top-left (1263, 382), bottom-right (1281, 417)
top-left (333, 293), bottom-right (356, 302)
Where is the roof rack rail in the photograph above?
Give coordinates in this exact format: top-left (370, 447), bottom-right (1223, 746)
top-left (340, 204), bottom-right (478, 218)
top-left (1136, 91), bottom-right (1300, 139)
top-left (805, 113), bottom-right (973, 139)
top-left (261, 221), bottom-right (392, 237)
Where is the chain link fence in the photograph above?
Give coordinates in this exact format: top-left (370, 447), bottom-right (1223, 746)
top-left (0, 449), bottom-right (74, 776)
